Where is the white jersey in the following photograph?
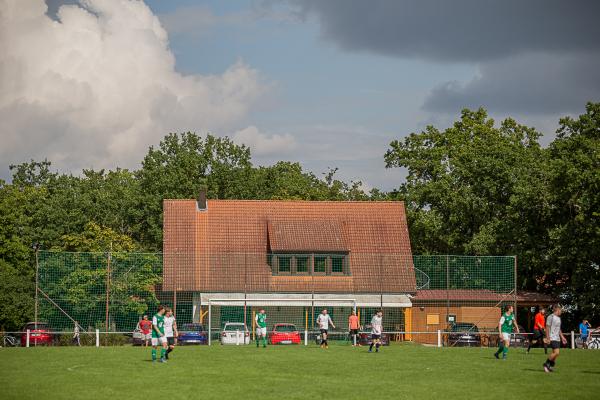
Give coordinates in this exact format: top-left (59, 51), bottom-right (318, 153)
top-left (317, 314), bottom-right (333, 330)
top-left (546, 314), bottom-right (561, 341)
top-left (371, 315), bottom-right (383, 335)
top-left (164, 316), bottom-right (176, 337)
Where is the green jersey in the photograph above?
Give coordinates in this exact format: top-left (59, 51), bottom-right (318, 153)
top-left (255, 313), bottom-right (267, 328)
top-left (499, 312), bottom-right (515, 333)
top-left (152, 313), bottom-right (165, 338)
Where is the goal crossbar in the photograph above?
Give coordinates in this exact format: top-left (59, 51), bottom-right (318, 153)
top-left (207, 298), bottom-right (356, 345)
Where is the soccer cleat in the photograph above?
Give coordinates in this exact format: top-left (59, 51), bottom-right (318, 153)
top-left (159, 358), bottom-right (167, 363)
top-left (494, 352), bottom-right (499, 359)
top-left (543, 364), bottom-right (551, 373)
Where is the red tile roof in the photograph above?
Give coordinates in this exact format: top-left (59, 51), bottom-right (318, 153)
top-left (268, 220), bottom-right (348, 252)
top-left (163, 199), bottom-right (415, 293)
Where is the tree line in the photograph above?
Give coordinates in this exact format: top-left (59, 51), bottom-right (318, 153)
top-left (0, 102), bottom-right (598, 331)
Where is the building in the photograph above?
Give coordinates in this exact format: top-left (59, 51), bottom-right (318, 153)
top-left (162, 193), bottom-right (415, 331)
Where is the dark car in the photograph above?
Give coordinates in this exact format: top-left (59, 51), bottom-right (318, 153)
top-left (358, 325), bottom-right (390, 346)
top-left (447, 323), bottom-right (481, 347)
top-left (178, 323), bottom-right (208, 345)
top-left (21, 322), bottom-right (53, 346)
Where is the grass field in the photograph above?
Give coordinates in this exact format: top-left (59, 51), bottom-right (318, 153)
top-left (1, 344), bottom-right (599, 400)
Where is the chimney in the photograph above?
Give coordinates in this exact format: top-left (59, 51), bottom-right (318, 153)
top-left (197, 187), bottom-right (207, 210)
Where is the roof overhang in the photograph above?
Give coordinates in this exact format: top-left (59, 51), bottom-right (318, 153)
top-left (200, 292), bottom-right (412, 307)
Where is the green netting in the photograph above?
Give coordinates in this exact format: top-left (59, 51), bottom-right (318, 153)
top-left (36, 251), bottom-right (515, 337)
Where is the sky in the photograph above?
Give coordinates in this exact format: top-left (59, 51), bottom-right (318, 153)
top-left (1, 0), bottom-right (599, 190)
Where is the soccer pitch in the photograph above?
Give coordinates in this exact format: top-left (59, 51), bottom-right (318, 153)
top-left (1, 344), bottom-right (599, 400)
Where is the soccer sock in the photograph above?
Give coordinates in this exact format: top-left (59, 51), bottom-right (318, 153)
top-left (166, 347), bottom-right (173, 354)
top-left (502, 346), bottom-right (508, 357)
top-left (376, 343), bottom-right (380, 351)
top-left (262, 336), bottom-right (267, 347)
top-left (151, 348), bottom-right (157, 360)
top-left (160, 347), bottom-right (166, 359)
top-left (495, 343), bottom-right (503, 355)
top-left (369, 342), bottom-right (374, 351)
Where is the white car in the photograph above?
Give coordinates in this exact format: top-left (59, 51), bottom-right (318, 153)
top-left (220, 322), bottom-right (250, 345)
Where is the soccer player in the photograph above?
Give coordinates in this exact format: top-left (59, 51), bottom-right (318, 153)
top-left (527, 307), bottom-right (547, 354)
top-left (139, 315), bottom-right (152, 347)
top-left (543, 305), bottom-right (567, 373)
top-left (494, 305), bottom-right (519, 360)
top-left (164, 308), bottom-right (178, 359)
top-left (317, 309), bottom-right (335, 349)
top-left (255, 309), bottom-right (267, 348)
top-left (348, 310), bottom-right (360, 346)
top-left (151, 305), bottom-right (168, 363)
top-left (369, 310), bottom-right (383, 353)
top-left (579, 318), bottom-right (591, 349)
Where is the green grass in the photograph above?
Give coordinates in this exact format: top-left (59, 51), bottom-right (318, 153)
top-left (1, 344), bottom-right (599, 400)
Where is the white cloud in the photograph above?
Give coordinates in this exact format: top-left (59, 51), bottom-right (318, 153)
top-left (0, 0), bottom-right (267, 173)
top-left (233, 125), bottom-right (296, 156)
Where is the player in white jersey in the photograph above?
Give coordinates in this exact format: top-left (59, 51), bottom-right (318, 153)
top-left (163, 308), bottom-right (178, 360)
top-left (316, 309), bottom-right (335, 349)
top-left (369, 310), bottom-right (383, 353)
top-left (543, 304), bottom-right (567, 373)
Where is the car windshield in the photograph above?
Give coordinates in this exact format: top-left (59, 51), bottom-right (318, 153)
top-left (275, 325), bottom-right (297, 332)
top-left (181, 324), bottom-right (204, 331)
top-left (451, 323), bottom-right (478, 332)
top-left (25, 323), bottom-right (48, 330)
top-left (225, 324), bottom-right (246, 331)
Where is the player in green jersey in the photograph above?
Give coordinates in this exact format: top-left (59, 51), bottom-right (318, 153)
top-left (255, 309), bottom-right (267, 348)
top-left (494, 305), bottom-right (519, 360)
top-left (151, 305), bottom-right (168, 363)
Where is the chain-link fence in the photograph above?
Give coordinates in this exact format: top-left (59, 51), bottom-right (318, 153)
top-left (26, 251), bottom-right (517, 347)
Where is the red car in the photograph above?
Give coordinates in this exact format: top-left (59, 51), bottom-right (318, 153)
top-left (21, 322), bottom-right (53, 346)
top-left (269, 323), bottom-right (302, 345)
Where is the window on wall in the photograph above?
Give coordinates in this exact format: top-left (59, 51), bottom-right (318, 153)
top-left (278, 256), bottom-right (291, 274)
top-left (270, 253), bottom-right (350, 276)
top-left (314, 256), bottom-right (327, 274)
top-left (296, 256), bottom-right (309, 273)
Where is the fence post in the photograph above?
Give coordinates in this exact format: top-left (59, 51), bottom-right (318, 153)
top-left (96, 329), bottom-right (100, 347)
top-left (437, 329), bottom-right (442, 348)
top-left (208, 301), bottom-right (212, 346)
top-left (105, 250), bottom-right (111, 344)
top-left (34, 245), bottom-right (40, 336)
top-left (571, 331), bottom-right (575, 349)
top-left (26, 329), bottom-right (30, 348)
top-left (236, 330), bottom-right (240, 346)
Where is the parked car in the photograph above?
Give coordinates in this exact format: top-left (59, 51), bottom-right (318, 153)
top-left (447, 323), bottom-right (481, 347)
top-left (510, 325), bottom-right (528, 347)
top-left (178, 323), bottom-right (208, 345)
top-left (358, 325), bottom-right (390, 346)
top-left (269, 323), bottom-right (301, 345)
top-left (131, 327), bottom-right (144, 346)
top-left (221, 322), bottom-right (250, 345)
top-left (20, 322), bottom-right (53, 346)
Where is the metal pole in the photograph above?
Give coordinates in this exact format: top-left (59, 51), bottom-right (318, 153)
top-left (105, 250), bottom-right (111, 342)
top-left (446, 255), bottom-right (450, 330)
top-left (379, 254), bottom-right (383, 309)
top-left (34, 245), bottom-right (39, 336)
top-left (208, 300), bottom-right (212, 346)
top-left (513, 256), bottom-right (518, 321)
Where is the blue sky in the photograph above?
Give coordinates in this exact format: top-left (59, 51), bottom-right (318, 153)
top-left (2, 0), bottom-right (598, 189)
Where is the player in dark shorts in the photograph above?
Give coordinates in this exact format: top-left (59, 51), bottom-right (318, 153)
top-left (527, 307), bottom-right (547, 354)
top-left (543, 305), bottom-right (567, 373)
top-left (316, 309), bottom-right (335, 349)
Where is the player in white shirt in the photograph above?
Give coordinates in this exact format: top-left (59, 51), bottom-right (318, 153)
top-left (543, 304), bottom-right (567, 373)
top-left (316, 309), bottom-right (335, 349)
top-left (369, 310), bottom-right (383, 353)
top-left (163, 308), bottom-right (178, 360)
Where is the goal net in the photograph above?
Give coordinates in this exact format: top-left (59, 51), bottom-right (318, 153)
top-left (206, 297), bottom-right (357, 346)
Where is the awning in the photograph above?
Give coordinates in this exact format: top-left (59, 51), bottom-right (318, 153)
top-left (199, 292), bottom-right (412, 308)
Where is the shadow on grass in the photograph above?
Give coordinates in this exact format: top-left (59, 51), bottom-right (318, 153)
top-left (581, 370), bottom-right (600, 374)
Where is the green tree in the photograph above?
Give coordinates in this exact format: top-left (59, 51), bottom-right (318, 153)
top-left (546, 102), bottom-right (600, 320)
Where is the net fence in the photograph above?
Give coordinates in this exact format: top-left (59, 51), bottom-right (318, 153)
top-left (26, 251), bottom-right (517, 346)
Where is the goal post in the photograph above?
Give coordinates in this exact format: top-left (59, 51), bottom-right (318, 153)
top-left (207, 297), bottom-right (357, 346)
